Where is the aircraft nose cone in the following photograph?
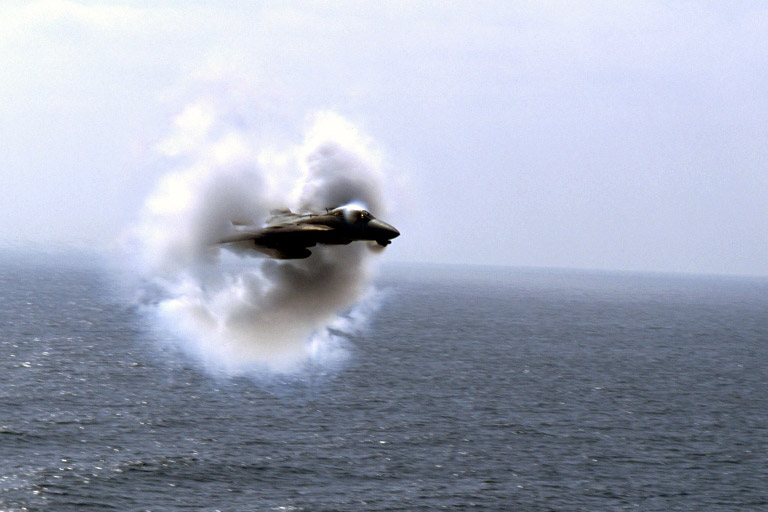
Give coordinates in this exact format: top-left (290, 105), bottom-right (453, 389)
top-left (369, 219), bottom-right (400, 240)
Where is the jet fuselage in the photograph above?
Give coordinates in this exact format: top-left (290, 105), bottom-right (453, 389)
top-left (219, 206), bottom-right (399, 259)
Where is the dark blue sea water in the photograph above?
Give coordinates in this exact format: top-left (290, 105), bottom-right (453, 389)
top-left (1, 253), bottom-right (767, 511)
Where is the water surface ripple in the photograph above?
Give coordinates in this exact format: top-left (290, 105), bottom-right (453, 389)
top-left (1, 257), bottom-right (766, 511)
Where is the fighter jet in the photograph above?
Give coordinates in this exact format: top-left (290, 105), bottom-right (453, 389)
top-left (218, 205), bottom-right (400, 259)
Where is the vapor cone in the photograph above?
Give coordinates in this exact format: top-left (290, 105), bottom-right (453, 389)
top-left (130, 107), bottom-right (387, 374)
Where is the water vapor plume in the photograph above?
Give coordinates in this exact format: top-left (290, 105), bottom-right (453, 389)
top-left (127, 105), bottom-right (389, 375)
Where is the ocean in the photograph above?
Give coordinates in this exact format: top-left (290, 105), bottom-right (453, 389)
top-left (1, 253), bottom-right (767, 511)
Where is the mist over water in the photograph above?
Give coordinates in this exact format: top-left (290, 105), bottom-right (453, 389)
top-left (124, 104), bottom-right (389, 374)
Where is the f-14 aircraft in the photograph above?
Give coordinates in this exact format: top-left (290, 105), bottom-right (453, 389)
top-left (218, 205), bottom-right (400, 259)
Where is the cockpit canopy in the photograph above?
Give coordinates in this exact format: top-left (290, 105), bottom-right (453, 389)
top-left (331, 206), bottom-right (374, 223)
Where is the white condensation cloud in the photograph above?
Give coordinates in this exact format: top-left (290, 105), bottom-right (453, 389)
top-left (124, 100), bottom-right (390, 374)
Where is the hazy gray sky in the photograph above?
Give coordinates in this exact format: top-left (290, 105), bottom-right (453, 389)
top-left (2, 1), bottom-right (767, 275)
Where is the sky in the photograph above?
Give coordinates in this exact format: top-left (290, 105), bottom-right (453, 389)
top-left (1, 0), bottom-right (767, 276)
